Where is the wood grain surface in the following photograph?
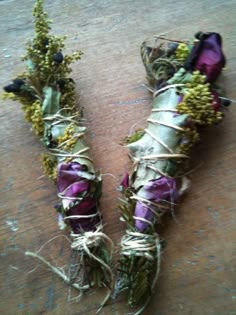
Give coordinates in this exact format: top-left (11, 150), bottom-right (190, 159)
top-left (0, 0), bottom-right (236, 314)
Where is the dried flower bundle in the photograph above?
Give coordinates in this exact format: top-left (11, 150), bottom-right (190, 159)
top-left (3, 0), bottom-right (113, 305)
top-left (115, 32), bottom-right (230, 314)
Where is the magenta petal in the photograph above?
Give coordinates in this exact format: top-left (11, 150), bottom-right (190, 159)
top-left (185, 32), bottom-right (225, 82)
top-left (57, 162), bottom-right (83, 192)
top-left (60, 180), bottom-right (89, 196)
top-left (134, 201), bottom-right (153, 232)
top-left (194, 34), bottom-right (225, 81)
top-left (120, 172), bottom-right (129, 188)
top-left (138, 177), bottom-right (178, 202)
top-left (67, 197), bottom-right (99, 233)
top-left (57, 162), bottom-right (100, 233)
top-left (211, 90), bottom-right (222, 112)
top-left (134, 177), bottom-right (178, 231)
top-left (60, 180), bottom-right (90, 209)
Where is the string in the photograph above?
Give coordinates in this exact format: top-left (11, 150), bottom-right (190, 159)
top-left (153, 83), bottom-right (185, 98)
top-left (148, 118), bottom-right (185, 131)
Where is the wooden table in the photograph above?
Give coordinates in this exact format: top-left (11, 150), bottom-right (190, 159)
top-left (0, 0), bottom-right (235, 314)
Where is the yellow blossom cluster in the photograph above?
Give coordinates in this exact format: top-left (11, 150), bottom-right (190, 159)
top-left (177, 71), bottom-right (223, 125)
top-left (175, 43), bottom-right (190, 62)
top-left (57, 123), bottom-right (79, 151)
top-left (41, 153), bottom-right (57, 181)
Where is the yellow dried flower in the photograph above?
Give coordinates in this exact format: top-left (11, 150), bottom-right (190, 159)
top-left (57, 123), bottom-right (78, 151)
top-left (41, 153), bottom-right (57, 181)
top-left (175, 43), bottom-right (190, 62)
top-left (177, 71), bottom-right (222, 125)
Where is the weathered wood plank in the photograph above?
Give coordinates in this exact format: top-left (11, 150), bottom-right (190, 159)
top-left (0, 0), bottom-right (235, 314)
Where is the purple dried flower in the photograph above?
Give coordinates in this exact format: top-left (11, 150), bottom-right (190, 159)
top-left (57, 162), bottom-right (84, 192)
top-left (67, 197), bottom-right (99, 233)
top-left (57, 162), bottom-right (99, 233)
top-left (120, 173), bottom-right (129, 189)
top-left (185, 32), bottom-right (225, 82)
top-left (134, 177), bottom-right (178, 231)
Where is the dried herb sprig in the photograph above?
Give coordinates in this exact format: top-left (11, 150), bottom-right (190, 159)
top-left (3, 0), bottom-right (113, 307)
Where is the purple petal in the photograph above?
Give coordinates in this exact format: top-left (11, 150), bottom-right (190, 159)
top-left (211, 90), bottom-right (222, 111)
top-left (185, 32), bottom-right (225, 82)
top-left (134, 177), bottom-right (178, 231)
top-left (138, 177), bottom-right (178, 202)
top-left (57, 162), bottom-right (84, 192)
top-left (59, 180), bottom-right (89, 196)
top-left (60, 180), bottom-right (90, 209)
top-left (134, 201), bottom-right (154, 231)
top-left (120, 172), bottom-right (129, 188)
top-left (67, 197), bottom-right (99, 233)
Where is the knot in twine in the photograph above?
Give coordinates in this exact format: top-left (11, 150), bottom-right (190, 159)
top-left (121, 230), bottom-right (161, 261)
top-left (70, 229), bottom-right (105, 251)
top-left (70, 226), bottom-right (114, 312)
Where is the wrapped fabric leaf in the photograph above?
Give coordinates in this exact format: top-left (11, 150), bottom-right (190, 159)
top-left (3, 0), bottom-right (113, 306)
top-left (115, 32), bottom-right (229, 314)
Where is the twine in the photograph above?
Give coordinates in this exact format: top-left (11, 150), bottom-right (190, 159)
top-left (153, 83), bottom-right (185, 98)
top-left (152, 108), bottom-right (179, 113)
top-left (135, 153), bottom-right (188, 162)
top-left (121, 231), bottom-right (159, 256)
top-left (130, 193), bottom-right (169, 210)
top-left (43, 108), bottom-right (81, 126)
top-left (146, 164), bottom-right (172, 178)
top-left (70, 225), bottom-right (113, 252)
top-left (49, 147), bottom-right (93, 162)
top-left (64, 213), bottom-right (99, 221)
top-left (25, 251), bottom-right (89, 291)
top-left (148, 118), bottom-right (185, 131)
top-left (57, 133), bottom-right (85, 149)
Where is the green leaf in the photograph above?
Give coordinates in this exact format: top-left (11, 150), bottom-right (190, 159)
top-left (167, 67), bottom-right (192, 84)
top-left (126, 88), bottom-right (189, 188)
top-left (42, 86), bottom-right (61, 115)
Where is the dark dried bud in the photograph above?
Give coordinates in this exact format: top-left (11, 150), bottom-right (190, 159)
top-left (13, 78), bottom-right (25, 88)
top-left (221, 98), bottom-right (231, 107)
top-left (4, 83), bottom-right (21, 93)
top-left (194, 31), bottom-right (204, 40)
top-left (146, 46), bottom-right (152, 55)
top-left (53, 51), bottom-right (63, 64)
top-left (81, 165), bottom-right (88, 172)
top-left (167, 42), bottom-right (178, 51)
top-left (56, 79), bottom-right (66, 89)
top-left (41, 38), bottom-right (49, 53)
top-left (42, 38), bottom-right (49, 47)
top-left (166, 42), bottom-right (179, 57)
